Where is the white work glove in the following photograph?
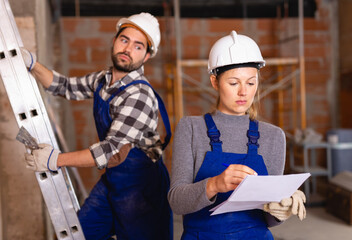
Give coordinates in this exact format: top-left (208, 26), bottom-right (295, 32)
top-left (24, 143), bottom-right (60, 172)
top-left (20, 47), bottom-right (37, 71)
top-left (263, 190), bottom-right (307, 221)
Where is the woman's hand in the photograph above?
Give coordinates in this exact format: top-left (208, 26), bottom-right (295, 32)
top-left (206, 164), bottom-right (257, 200)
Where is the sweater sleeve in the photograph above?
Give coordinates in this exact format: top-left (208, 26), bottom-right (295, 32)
top-left (259, 123), bottom-right (286, 176)
top-left (260, 123), bottom-right (287, 227)
top-left (167, 117), bottom-right (215, 215)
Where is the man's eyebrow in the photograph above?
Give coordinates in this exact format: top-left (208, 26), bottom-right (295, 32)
top-left (119, 34), bottom-right (146, 48)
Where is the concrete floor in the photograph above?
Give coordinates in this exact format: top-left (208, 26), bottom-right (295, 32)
top-left (173, 207), bottom-right (352, 240)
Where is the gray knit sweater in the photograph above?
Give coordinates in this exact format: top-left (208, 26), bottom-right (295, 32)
top-left (167, 111), bottom-right (286, 227)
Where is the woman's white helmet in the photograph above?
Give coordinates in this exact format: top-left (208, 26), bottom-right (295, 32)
top-left (208, 31), bottom-right (265, 74)
top-left (116, 12), bottom-right (161, 58)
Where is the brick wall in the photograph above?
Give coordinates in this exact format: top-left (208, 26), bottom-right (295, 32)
top-left (58, 0), bottom-right (335, 190)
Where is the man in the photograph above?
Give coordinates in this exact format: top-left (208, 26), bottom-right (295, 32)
top-left (22, 12), bottom-right (172, 240)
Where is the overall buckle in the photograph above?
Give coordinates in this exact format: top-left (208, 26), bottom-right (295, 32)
top-left (247, 130), bottom-right (260, 147)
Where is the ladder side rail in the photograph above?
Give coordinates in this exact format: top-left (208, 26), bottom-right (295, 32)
top-left (4, 0), bottom-right (84, 210)
top-left (0, 32), bottom-right (79, 240)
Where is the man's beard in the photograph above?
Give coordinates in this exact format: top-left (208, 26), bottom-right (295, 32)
top-left (111, 50), bottom-right (145, 73)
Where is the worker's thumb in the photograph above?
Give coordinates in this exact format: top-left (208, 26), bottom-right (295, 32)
top-left (20, 47), bottom-right (37, 71)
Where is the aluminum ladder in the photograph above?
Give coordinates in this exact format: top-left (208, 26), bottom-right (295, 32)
top-left (0, 0), bottom-right (85, 239)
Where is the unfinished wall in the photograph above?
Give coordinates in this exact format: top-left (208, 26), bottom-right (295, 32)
top-left (57, 0), bottom-right (336, 190)
top-left (0, 0), bottom-right (338, 237)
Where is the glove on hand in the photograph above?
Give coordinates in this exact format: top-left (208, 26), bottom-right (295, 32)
top-left (20, 47), bottom-right (37, 71)
top-left (25, 143), bottom-right (60, 172)
top-left (263, 201), bottom-right (292, 221)
top-left (264, 190), bottom-right (307, 221)
top-left (290, 190), bottom-right (307, 220)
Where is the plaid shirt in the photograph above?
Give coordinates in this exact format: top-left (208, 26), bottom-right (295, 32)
top-left (47, 67), bottom-right (163, 169)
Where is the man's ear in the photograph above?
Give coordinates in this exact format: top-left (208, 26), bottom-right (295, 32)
top-left (143, 52), bottom-right (151, 63)
top-left (210, 74), bottom-right (219, 91)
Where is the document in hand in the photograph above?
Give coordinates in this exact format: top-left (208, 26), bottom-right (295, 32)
top-left (210, 173), bottom-right (311, 215)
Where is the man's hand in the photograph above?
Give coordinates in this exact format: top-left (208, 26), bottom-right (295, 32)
top-left (25, 143), bottom-right (60, 172)
top-left (20, 47), bottom-right (37, 71)
top-left (263, 190), bottom-right (307, 221)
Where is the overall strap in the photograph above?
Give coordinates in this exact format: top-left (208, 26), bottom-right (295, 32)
top-left (106, 81), bottom-right (130, 102)
top-left (247, 119), bottom-right (260, 154)
top-left (111, 80), bottom-right (171, 150)
top-left (204, 113), bottom-right (222, 152)
top-left (95, 77), bottom-right (105, 94)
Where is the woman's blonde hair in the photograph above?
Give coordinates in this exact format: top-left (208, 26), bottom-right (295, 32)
top-left (247, 87), bottom-right (259, 120)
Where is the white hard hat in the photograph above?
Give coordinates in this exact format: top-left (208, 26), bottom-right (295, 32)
top-left (208, 31), bottom-right (265, 74)
top-left (116, 12), bottom-right (160, 58)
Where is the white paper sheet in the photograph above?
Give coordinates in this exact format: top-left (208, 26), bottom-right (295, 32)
top-left (210, 173), bottom-right (311, 215)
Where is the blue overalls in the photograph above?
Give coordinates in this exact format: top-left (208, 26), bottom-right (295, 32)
top-left (78, 79), bottom-right (173, 240)
top-left (182, 113), bottom-right (274, 240)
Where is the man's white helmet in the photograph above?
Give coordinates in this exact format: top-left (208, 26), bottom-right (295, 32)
top-left (116, 12), bottom-right (161, 58)
top-left (208, 31), bottom-right (265, 74)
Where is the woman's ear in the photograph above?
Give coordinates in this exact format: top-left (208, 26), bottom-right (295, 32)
top-left (210, 74), bottom-right (219, 91)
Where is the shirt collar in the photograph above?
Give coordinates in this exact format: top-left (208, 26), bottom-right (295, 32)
top-left (105, 66), bottom-right (145, 87)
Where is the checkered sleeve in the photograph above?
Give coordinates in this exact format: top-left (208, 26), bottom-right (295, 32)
top-left (89, 83), bottom-right (159, 169)
top-left (46, 70), bottom-right (104, 100)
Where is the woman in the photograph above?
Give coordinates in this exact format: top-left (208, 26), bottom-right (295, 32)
top-left (168, 31), bottom-right (306, 239)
